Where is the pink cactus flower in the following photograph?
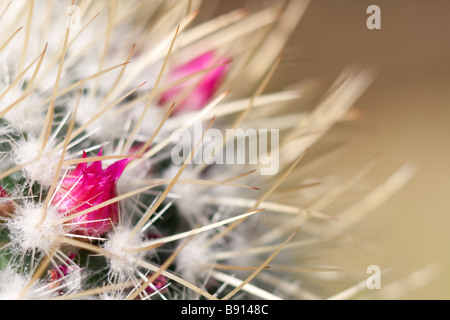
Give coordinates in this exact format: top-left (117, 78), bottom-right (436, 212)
top-left (48, 252), bottom-right (78, 294)
top-left (144, 274), bottom-right (168, 295)
top-left (0, 186), bottom-right (16, 218)
top-left (158, 51), bottom-right (229, 115)
top-left (52, 149), bottom-right (132, 237)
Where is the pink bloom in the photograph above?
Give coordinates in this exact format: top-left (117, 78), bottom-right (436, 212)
top-left (0, 186), bottom-right (16, 218)
top-left (158, 51), bottom-right (229, 115)
top-left (144, 274), bottom-right (167, 296)
top-left (52, 149), bottom-right (132, 237)
top-left (47, 252), bottom-right (78, 294)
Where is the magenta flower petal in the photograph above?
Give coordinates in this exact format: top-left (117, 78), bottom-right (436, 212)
top-left (0, 186), bottom-right (16, 218)
top-left (52, 150), bottom-right (132, 237)
top-left (48, 252), bottom-right (78, 294)
top-left (158, 51), bottom-right (229, 115)
top-left (89, 148), bottom-right (103, 175)
top-left (144, 274), bottom-right (167, 295)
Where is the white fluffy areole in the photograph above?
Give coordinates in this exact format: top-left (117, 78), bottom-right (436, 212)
top-left (103, 228), bottom-right (148, 279)
top-left (175, 234), bottom-right (212, 284)
top-left (0, 268), bottom-right (47, 299)
top-left (6, 202), bottom-right (64, 254)
top-left (12, 136), bottom-right (61, 187)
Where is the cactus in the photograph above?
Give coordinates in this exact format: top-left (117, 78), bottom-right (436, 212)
top-left (0, 0), bottom-right (419, 300)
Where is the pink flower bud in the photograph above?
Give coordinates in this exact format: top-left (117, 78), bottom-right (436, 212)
top-left (0, 186), bottom-right (16, 218)
top-left (158, 51), bottom-right (229, 115)
top-left (47, 252), bottom-right (78, 294)
top-left (144, 274), bottom-right (167, 295)
top-left (52, 149), bottom-right (132, 237)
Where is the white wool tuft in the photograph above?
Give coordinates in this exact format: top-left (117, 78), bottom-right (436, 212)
top-left (0, 267), bottom-right (50, 300)
top-left (12, 136), bottom-right (61, 187)
top-left (6, 202), bottom-right (64, 254)
top-left (103, 227), bottom-right (147, 280)
top-left (175, 234), bottom-right (212, 284)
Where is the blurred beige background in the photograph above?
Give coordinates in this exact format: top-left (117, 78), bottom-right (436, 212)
top-left (288, 0), bottom-right (450, 299)
top-left (209, 0), bottom-right (450, 299)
